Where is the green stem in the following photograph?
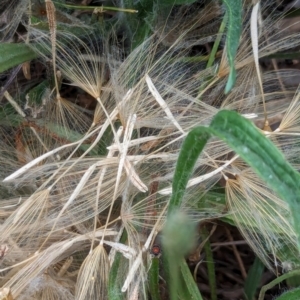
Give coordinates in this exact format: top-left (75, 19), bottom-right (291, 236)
top-left (201, 227), bottom-right (217, 300)
top-left (148, 257), bottom-right (162, 300)
top-left (53, 2), bottom-right (138, 13)
top-left (197, 13), bottom-right (228, 100)
top-left (206, 12), bottom-right (228, 69)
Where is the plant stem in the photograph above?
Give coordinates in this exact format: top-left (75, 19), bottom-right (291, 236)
top-left (201, 227), bottom-right (217, 300)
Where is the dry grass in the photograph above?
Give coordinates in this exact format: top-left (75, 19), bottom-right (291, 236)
top-left (1, 0), bottom-right (300, 299)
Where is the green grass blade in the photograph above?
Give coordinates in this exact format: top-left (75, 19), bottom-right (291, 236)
top-left (169, 129), bottom-right (211, 215)
top-left (148, 257), bottom-right (161, 300)
top-left (0, 43), bottom-right (38, 73)
top-left (244, 257), bottom-right (264, 300)
top-left (206, 12), bottom-right (228, 69)
top-left (179, 259), bottom-right (203, 300)
top-left (201, 227), bottom-right (217, 300)
top-left (108, 231), bottom-right (127, 300)
top-left (222, 0), bottom-right (242, 93)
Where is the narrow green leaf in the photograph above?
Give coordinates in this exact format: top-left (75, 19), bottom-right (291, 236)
top-left (0, 43), bottom-right (38, 73)
top-left (201, 227), bottom-right (217, 300)
top-left (206, 12), bottom-right (228, 69)
top-left (148, 257), bottom-right (161, 300)
top-left (222, 0), bottom-right (242, 93)
top-left (179, 259), bottom-right (203, 300)
top-left (244, 257), bottom-right (264, 300)
top-left (108, 231), bottom-right (127, 300)
top-left (169, 129), bottom-right (211, 215)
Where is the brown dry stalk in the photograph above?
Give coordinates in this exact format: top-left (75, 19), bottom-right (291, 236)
top-left (45, 0), bottom-right (60, 97)
top-left (225, 227), bottom-right (247, 280)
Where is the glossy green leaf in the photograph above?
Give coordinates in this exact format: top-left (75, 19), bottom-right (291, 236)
top-left (222, 0), bottom-right (242, 93)
top-left (0, 43), bottom-right (38, 73)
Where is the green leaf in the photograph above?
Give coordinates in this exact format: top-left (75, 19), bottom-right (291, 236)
top-left (172, 110), bottom-right (300, 248)
top-left (169, 129), bottom-right (211, 215)
top-left (179, 259), bottom-right (203, 300)
top-left (0, 104), bottom-right (23, 127)
top-left (148, 257), bottom-right (161, 300)
top-left (206, 12), bottom-right (228, 69)
top-left (275, 287), bottom-right (300, 300)
top-left (0, 43), bottom-right (38, 73)
top-left (222, 0), bottom-right (242, 93)
top-left (244, 257), bottom-right (264, 300)
top-left (120, 0), bottom-right (155, 49)
top-left (258, 270), bottom-right (300, 300)
top-left (108, 231), bottom-right (127, 300)
top-left (26, 80), bottom-right (50, 109)
top-left (286, 273), bottom-right (300, 288)
top-left (201, 227), bottom-right (217, 300)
